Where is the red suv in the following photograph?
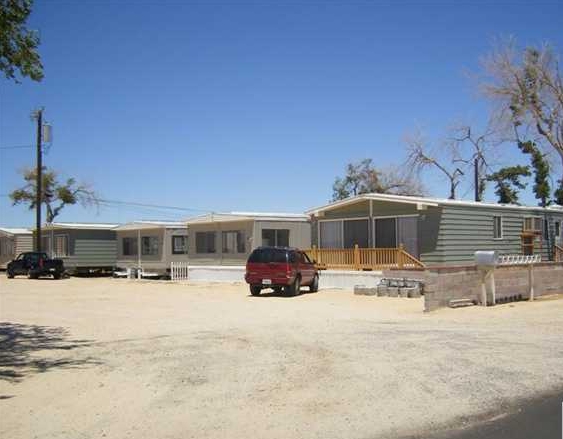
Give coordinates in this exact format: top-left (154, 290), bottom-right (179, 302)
top-left (245, 247), bottom-right (319, 296)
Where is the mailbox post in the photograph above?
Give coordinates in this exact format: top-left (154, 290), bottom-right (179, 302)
top-left (475, 251), bottom-right (498, 306)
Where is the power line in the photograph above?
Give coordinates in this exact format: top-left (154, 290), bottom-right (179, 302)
top-left (0, 194), bottom-right (209, 214)
top-left (0, 144), bottom-right (34, 150)
top-left (98, 198), bottom-right (208, 212)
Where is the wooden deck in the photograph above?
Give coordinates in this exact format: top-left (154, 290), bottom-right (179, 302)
top-left (304, 245), bottom-right (425, 271)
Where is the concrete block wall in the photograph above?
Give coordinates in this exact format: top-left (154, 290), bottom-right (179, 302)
top-left (423, 263), bottom-right (563, 312)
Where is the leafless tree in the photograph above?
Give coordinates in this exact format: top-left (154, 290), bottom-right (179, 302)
top-left (480, 38), bottom-right (563, 199)
top-left (405, 130), bottom-right (464, 200)
top-left (448, 122), bottom-right (501, 201)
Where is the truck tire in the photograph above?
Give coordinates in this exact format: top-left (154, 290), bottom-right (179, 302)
top-left (6, 270), bottom-right (14, 279)
top-left (309, 274), bottom-right (319, 293)
top-left (286, 276), bottom-right (300, 297)
top-left (27, 270), bottom-right (38, 280)
top-left (53, 273), bottom-right (61, 280)
top-left (250, 285), bottom-right (261, 296)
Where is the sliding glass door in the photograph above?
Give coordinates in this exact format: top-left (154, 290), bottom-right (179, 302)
top-left (374, 218), bottom-right (396, 248)
top-left (374, 216), bottom-right (419, 257)
top-left (343, 219), bottom-right (369, 248)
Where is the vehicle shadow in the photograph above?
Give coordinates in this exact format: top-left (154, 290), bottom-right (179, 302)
top-left (248, 289), bottom-right (317, 298)
top-left (0, 322), bottom-right (99, 385)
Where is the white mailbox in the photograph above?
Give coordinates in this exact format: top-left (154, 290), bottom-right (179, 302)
top-left (475, 250), bottom-right (498, 269)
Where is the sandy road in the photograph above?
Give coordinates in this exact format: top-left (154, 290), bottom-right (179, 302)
top-left (0, 277), bottom-right (562, 439)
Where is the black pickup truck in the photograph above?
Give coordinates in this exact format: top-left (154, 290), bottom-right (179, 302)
top-left (6, 252), bottom-right (65, 279)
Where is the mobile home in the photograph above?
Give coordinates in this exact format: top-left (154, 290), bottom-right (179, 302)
top-left (0, 227), bottom-right (33, 269)
top-left (186, 212), bottom-right (311, 266)
top-left (115, 221), bottom-right (188, 276)
top-left (307, 193), bottom-right (563, 266)
top-left (41, 222), bottom-right (119, 274)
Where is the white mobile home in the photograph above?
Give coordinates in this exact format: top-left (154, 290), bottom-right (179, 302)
top-left (186, 212), bottom-right (311, 266)
top-left (115, 221), bottom-right (188, 276)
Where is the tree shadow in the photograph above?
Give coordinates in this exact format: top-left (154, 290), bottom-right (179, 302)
top-left (0, 322), bottom-right (100, 385)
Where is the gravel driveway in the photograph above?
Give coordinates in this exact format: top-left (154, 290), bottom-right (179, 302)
top-left (1, 277), bottom-right (562, 439)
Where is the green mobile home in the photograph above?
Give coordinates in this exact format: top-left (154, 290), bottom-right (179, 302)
top-left (41, 222), bottom-right (119, 274)
top-left (306, 193), bottom-right (563, 266)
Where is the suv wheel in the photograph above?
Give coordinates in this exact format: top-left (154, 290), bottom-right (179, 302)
top-left (309, 274), bottom-right (319, 293)
top-left (250, 285), bottom-right (261, 296)
top-left (6, 270), bottom-right (14, 279)
top-left (27, 270), bottom-right (38, 280)
top-left (53, 273), bottom-right (61, 280)
top-left (286, 276), bottom-right (300, 297)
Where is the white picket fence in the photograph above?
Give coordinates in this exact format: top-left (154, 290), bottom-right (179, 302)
top-left (498, 254), bottom-right (541, 265)
top-left (170, 262), bottom-right (189, 281)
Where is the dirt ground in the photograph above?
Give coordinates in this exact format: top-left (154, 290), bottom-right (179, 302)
top-left (1, 277), bottom-right (562, 439)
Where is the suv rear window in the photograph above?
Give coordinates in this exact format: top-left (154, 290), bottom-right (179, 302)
top-left (248, 248), bottom-right (291, 263)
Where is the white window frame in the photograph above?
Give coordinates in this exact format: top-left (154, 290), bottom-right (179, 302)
top-left (493, 216), bottom-right (503, 240)
top-left (523, 216), bottom-right (542, 233)
top-left (171, 235), bottom-right (188, 255)
top-left (141, 236), bottom-right (159, 256)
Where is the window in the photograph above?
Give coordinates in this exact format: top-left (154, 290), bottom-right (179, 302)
top-left (196, 232), bottom-right (216, 253)
top-left (248, 248), bottom-right (289, 263)
top-left (524, 216), bottom-right (542, 233)
top-left (53, 235), bottom-right (69, 257)
top-left (319, 221), bottom-right (342, 248)
top-left (222, 231), bottom-right (245, 254)
top-left (374, 218), bottom-right (397, 248)
top-left (493, 216), bottom-right (503, 239)
top-left (142, 236), bottom-right (159, 255)
top-left (262, 229), bottom-right (290, 247)
top-left (343, 219), bottom-right (369, 248)
top-left (123, 237), bottom-right (137, 256)
top-left (172, 235), bottom-right (188, 254)
top-left (555, 221), bottom-right (561, 239)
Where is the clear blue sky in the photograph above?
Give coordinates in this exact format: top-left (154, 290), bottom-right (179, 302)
top-left (1, 0), bottom-right (562, 226)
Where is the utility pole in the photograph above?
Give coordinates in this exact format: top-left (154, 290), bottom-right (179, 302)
top-left (34, 108), bottom-right (43, 251)
top-left (474, 157), bottom-right (480, 202)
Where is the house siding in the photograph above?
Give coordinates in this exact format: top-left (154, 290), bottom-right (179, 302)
top-left (254, 220), bottom-right (311, 249)
top-left (188, 220), bottom-right (254, 266)
top-left (311, 198), bottom-right (563, 266)
top-left (43, 228), bottom-right (117, 270)
top-left (116, 227), bottom-right (188, 273)
top-left (428, 205), bottom-right (563, 265)
top-left (0, 233), bottom-right (33, 269)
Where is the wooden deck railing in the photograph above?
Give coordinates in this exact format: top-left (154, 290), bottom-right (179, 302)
top-left (555, 244), bottom-right (563, 263)
top-left (304, 245), bottom-right (425, 271)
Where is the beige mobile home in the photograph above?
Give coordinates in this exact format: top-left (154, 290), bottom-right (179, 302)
top-left (41, 223), bottom-right (119, 274)
top-left (115, 221), bottom-right (188, 276)
top-left (186, 212), bottom-right (311, 266)
top-left (0, 227), bottom-right (33, 269)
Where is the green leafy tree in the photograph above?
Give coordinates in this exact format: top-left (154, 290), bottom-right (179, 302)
top-left (518, 140), bottom-right (551, 206)
top-left (0, 0), bottom-right (43, 82)
top-left (486, 166), bottom-right (531, 204)
top-left (10, 167), bottom-right (98, 223)
top-left (332, 159), bottom-right (423, 201)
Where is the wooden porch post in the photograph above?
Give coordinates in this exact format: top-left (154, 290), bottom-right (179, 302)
top-left (398, 243), bottom-right (404, 269)
top-left (354, 244), bottom-right (360, 270)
